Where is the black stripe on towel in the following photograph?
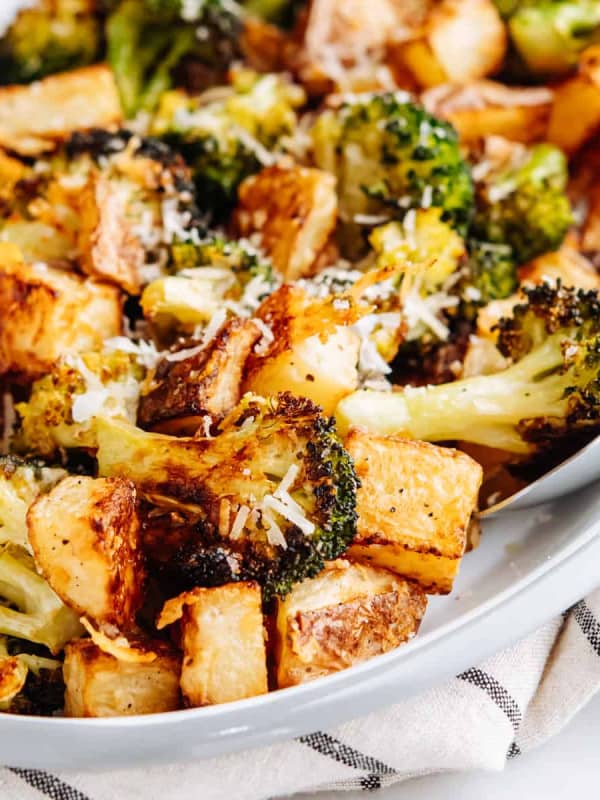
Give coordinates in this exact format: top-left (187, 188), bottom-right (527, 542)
top-left (573, 600), bottom-right (600, 656)
top-left (457, 667), bottom-right (523, 760)
top-left (299, 731), bottom-right (397, 791)
top-left (9, 768), bottom-right (91, 800)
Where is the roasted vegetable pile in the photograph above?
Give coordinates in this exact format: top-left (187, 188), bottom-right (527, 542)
top-left (1, 0), bottom-right (599, 716)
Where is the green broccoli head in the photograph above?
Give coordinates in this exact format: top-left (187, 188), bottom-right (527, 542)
top-left (0, 545), bottom-right (83, 654)
top-left (151, 70), bottom-right (305, 218)
top-left (458, 239), bottom-right (519, 318)
top-left (243, 0), bottom-right (305, 26)
top-left (311, 93), bottom-right (475, 238)
top-left (338, 283), bottom-right (600, 454)
top-left (96, 392), bottom-right (359, 600)
top-left (0, 0), bottom-right (102, 86)
top-left (107, 0), bottom-right (244, 117)
top-left (472, 143), bottom-right (573, 266)
top-left (502, 0), bottom-right (600, 78)
top-left (15, 350), bottom-right (146, 459)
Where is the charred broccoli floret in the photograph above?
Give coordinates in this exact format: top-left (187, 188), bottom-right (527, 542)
top-left (500, 0), bottom-right (600, 78)
top-left (311, 93), bottom-right (474, 238)
top-left (0, 457), bottom-right (66, 550)
top-left (96, 393), bottom-right (359, 599)
top-left (0, 0), bottom-right (102, 85)
top-left (15, 350), bottom-right (145, 459)
top-left (472, 143), bottom-right (573, 266)
top-left (0, 545), bottom-right (82, 653)
top-left (151, 70), bottom-right (305, 217)
top-left (107, 0), bottom-right (244, 116)
top-left (338, 283), bottom-right (600, 454)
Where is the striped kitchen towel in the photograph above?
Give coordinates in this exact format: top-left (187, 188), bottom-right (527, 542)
top-left (1, 589), bottom-right (599, 800)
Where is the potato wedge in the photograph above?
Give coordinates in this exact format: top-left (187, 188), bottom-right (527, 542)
top-left (422, 81), bottom-right (553, 145)
top-left (157, 582), bottom-right (267, 706)
top-left (275, 560), bottom-right (427, 687)
top-left (27, 476), bottom-right (145, 628)
top-left (138, 318), bottom-right (261, 432)
top-left (346, 431), bottom-right (482, 593)
top-left (0, 244), bottom-right (122, 378)
top-left (64, 639), bottom-right (181, 717)
top-left (243, 285), bottom-right (360, 415)
top-left (0, 65), bottom-right (122, 156)
top-left (235, 165), bottom-right (337, 281)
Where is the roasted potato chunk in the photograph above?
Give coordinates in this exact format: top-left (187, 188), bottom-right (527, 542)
top-left (235, 165), bottom-right (337, 281)
top-left (346, 431), bottom-right (482, 593)
top-left (243, 285), bottom-right (360, 415)
top-left (27, 476), bottom-right (145, 628)
top-left (157, 582), bottom-right (267, 706)
top-left (519, 247), bottom-right (600, 291)
top-left (0, 65), bottom-right (122, 156)
top-left (77, 172), bottom-right (146, 295)
top-left (548, 46), bottom-right (600, 155)
top-left (64, 639), bottom-right (181, 717)
top-left (0, 244), bottom-right (122, 378)
top-left (422, 82), bottom-right (553, 145)
top-left (138, 318), bottom-right (261, 432)
top-left (275, 560), bottom-right (427, 688)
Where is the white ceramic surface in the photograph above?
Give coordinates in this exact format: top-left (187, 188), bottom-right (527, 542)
top-left (1, 481), bottom-right (600, 771)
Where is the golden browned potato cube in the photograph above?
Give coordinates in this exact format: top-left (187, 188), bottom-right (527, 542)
top-left (0, 65), bottom-right (122, 156)
top-left (157, 582), bottom-right (268, 706)
top-left (235, 165), bottom-right (337, 281)
top-left (64, 639), bottom-right (181, 717)
top-left (243, 285), bottom-right (360, 415)
top-left (422, 81), bottom-right (553, 145)
top-left (0, 244), bottom-right (122, 378)
top-left (548, 46), bottom-right (600, 155)
top-left (138, 318), bottom-right (261, 432)
top-left (77, 172), bottom-right (146, 295)
top-left (27, 476), bottom-right (145, 628)
top-left (346, 431), bottom-right (482, 593)
top-left (275, 560), bottom-right (427, 688)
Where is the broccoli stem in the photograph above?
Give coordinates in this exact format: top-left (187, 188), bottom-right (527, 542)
top-left (337, 336), bottom-right (570, 452)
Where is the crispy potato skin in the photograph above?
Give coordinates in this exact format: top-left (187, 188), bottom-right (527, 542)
top-left (157, 582), bottom-right (268, 706)
top-left (28, 476), bottom-right (145, 628)
top-left (138, 318), bottom-right (261, 430)
top-left (275, 560), bottom-right (427, 687)
top-left (64, 639), bottom-right (181, 717)
top-left (235, 165), bottom-right (337, 280)
top-left (0, 65), bottom-right (122, 156)
top-left (243, 285), bottom-right (360, 415)
top-left (422, 82), bottom-right (553, 145)
top-left (0, 245), bottom-right (122, 379)
top-left (77, 172), bottom-right (146, 295)
top-left (346, 431), bottom-right (482, 593)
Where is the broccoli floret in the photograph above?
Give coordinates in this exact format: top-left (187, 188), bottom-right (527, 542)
top-left (243, 0), bottom-right (305, 26)
top-left (456, 239), bottom-right (518, 319)
top-left (142, 234), bottom-right (279, 331)
top-left (338, 283), bottom-right (600, 454)
top-left (96, 393), bottom-right (359, 599)
top-left (0, 545), bottom-right (82, 653)
top-left (15, 351), bottom-right (145, 459)
top-left (472, 143), bottom-right (573, 266)
top-left (503, 0), bottom-right (600, 79)
top-left (0, 0), bottom-right (102, 86)
top-left (311, 93), bottom-right (475, 241)
top-left (151, 70), bottom-right (305, 217)
top-left (107, 0), bottom-right (244, 116)
top-left (0, 457), bottom-right (66, 550)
